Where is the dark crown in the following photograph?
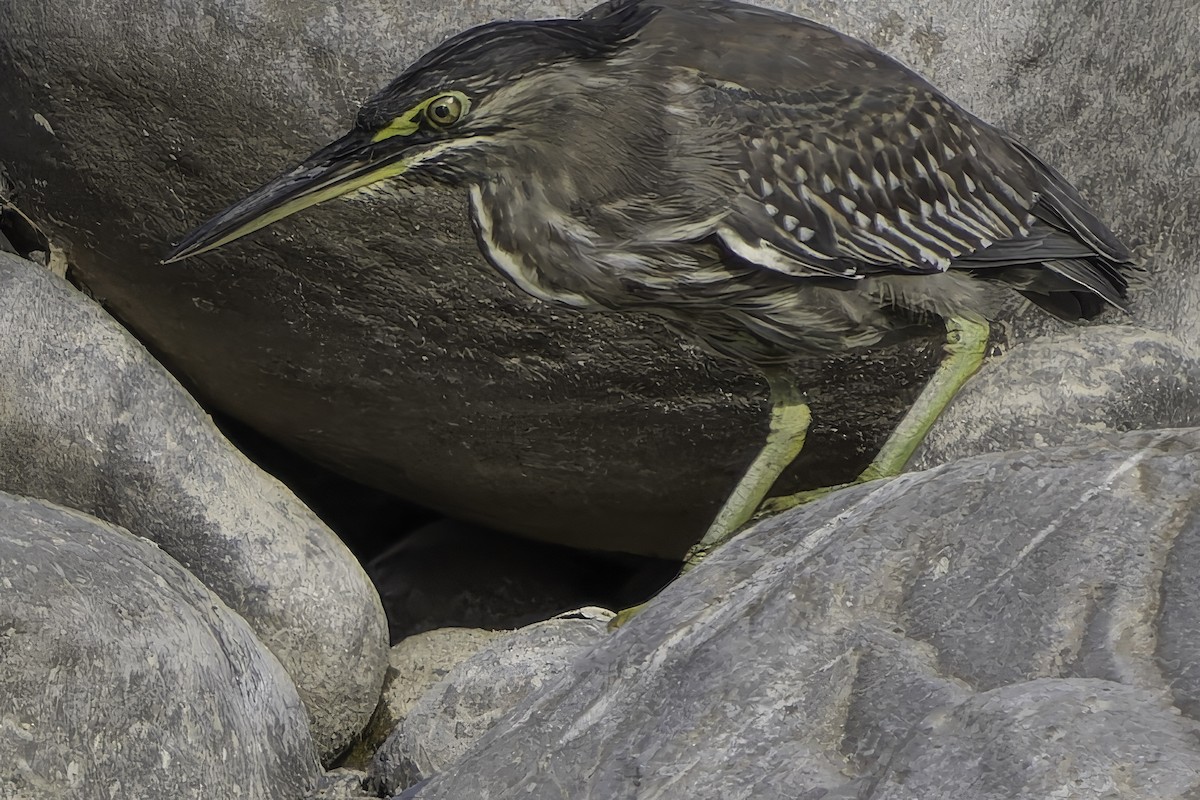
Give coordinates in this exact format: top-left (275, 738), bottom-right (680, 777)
top-left (357, 2), bottom-right (658, 130)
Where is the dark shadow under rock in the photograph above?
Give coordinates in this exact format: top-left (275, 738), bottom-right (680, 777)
top-left (369, 519), bottom-right (677, 640)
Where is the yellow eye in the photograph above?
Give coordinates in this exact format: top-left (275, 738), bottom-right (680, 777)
top-left (426, 94), bottom-right (464, 127)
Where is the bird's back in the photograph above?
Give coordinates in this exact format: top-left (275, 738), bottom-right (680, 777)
top-left (583, 0), bottom-right (1136, 326)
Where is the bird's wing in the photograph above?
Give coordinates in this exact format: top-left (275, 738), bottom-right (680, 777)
top-left (714, 83), bottom-right (1040, 280)
top-left (606, 0), bottom-right (1133, 311)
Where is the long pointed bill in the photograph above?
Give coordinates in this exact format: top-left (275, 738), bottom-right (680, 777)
top-left (163, 130), bottom-right (414, 264)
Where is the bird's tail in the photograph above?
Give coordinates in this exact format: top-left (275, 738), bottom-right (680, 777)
top-left (1011, 139), bottom-right (1142, 320)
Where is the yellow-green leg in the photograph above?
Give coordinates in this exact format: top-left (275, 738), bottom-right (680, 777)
top-left (761, 314), bottom-right (990, 514)
top-left (680, 370), bottom-right (812, 571)
top-left (611, 371), bottom-right (812, 626)
top-left (610, 315), bottom-right (988, 627)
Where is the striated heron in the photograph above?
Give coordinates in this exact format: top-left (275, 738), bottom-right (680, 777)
top-left (166, 0), bottom-right (1136, 567)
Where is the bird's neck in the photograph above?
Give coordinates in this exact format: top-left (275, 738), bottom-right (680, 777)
top-left (468, 179), bottom-right (615, 309)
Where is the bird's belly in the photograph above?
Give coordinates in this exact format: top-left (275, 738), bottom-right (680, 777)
top-left (640, 271), bottom-right (998, 366)
top-left (651, 296), bottom-right (893, 366)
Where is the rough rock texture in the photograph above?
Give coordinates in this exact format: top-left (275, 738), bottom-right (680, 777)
top-left (307, 769), bottom-right (375, 800)
top-left (11, 0), bottom-right (1191, 556)
top-left (373, 616), bottom-right (611, 794)
top-left (382, 628), bottom-right (509, 720)
top-left (405, 430), bottom-right (1200, 798)
top-left (912, 326), bottom-right (1200, 468)
top-left (0, 252), bottom-right (387, 760)
top-left (870, 680), bottom-right (1200, 800)
top-left (0, 492), bottom-right (320, 799)
top-left (341, 627), bottom-right (505, 771)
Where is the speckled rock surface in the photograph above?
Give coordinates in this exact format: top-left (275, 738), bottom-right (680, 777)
top-left (912, 326), bottom-right (1200, 469)
top-left (0, 492), bottom-right (320, 799)
top-left (0, 252), bottom-right (387, 760)
top-left (870, 679), bottom-right (1200, 800)
top-left (403, 429), bottom-right (1200, 798)
top-left (10, 0), bottom-right (1191, 556)
top-left (372, 616), bottom-right (610, 794)
top-left (307, 769), bottom-right (375, 800)
top-left (341, 627), bottom-right (505, 771)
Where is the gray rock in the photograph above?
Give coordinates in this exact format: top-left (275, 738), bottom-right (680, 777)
top-left (912, 326), bottom-right (1200, 469)
top-left (0, 252), bottom-right (387, 760)
top-left (0, 492), bottom-right (320, 799)
top-left (373, 617), bottom-right (610, 794)
top-left (383, 628), bottom-right (509, 720)
top-left (341, 627), bottom-right (505, 771)
top-left (307, 769), bottom-right (374, 799)
top-left (404, 430), bottom-right (1200, 798)
top-left (871, 679), bottom-right (1200, 800)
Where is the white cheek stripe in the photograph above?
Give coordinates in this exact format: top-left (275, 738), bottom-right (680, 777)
top-left (468, 185), bottom-right (590, 308)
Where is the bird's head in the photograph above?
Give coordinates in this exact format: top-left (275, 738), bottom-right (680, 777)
top-left (164, 1), bottom-right (659, 263)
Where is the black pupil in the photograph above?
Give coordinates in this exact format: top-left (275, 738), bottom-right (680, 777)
top-left (434, 103), bottom-right (451, 119)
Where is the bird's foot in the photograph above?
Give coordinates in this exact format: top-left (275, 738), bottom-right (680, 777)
top-left (612, 540), bottom-right (717, 626)
top-left (756, 475), bottom-right (882, 515)
top-left (611, 537), bottom-right (726, 627)
top-left (681, 541), bottom-right (714, 571)
top-left (607, 601), bottom-right (649, 630)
